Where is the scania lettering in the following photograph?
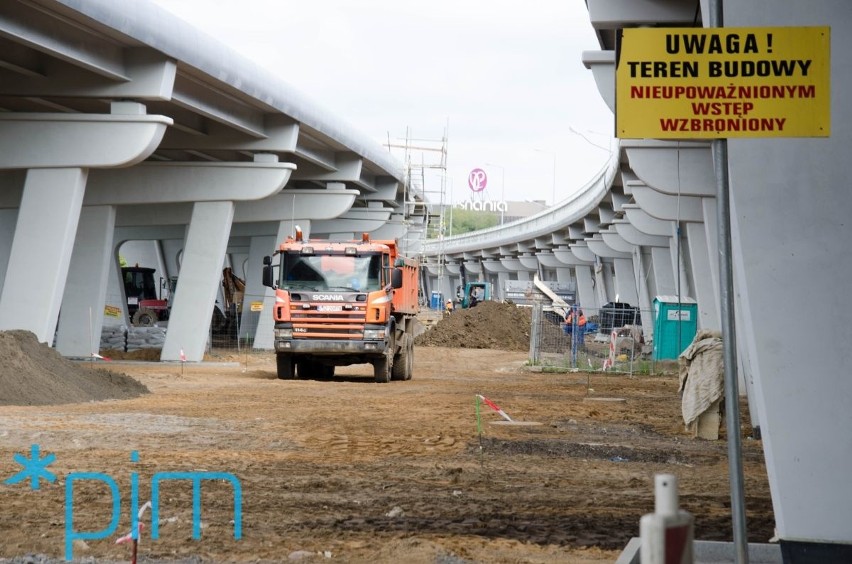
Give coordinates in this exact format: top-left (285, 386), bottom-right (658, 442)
top-left (262, 229), bottom-right (419, 383)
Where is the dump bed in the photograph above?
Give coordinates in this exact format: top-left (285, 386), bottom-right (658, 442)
top-left (375, 239), bottom-right (420, 316)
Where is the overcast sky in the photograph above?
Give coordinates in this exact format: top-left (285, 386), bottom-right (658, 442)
top-left (151, 0), bottom-right (615, 206)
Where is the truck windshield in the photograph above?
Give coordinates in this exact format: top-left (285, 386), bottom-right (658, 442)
top-left (279, 253), bottom-right (383, 292)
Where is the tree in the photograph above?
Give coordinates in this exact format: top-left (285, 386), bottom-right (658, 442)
top-left (450, 208), bottom-right (498, 235)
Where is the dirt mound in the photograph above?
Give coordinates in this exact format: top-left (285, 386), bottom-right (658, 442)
top-left (415, 301), bottom-right (532, 351)
top-left (0, 330), bottom-right (149, 406)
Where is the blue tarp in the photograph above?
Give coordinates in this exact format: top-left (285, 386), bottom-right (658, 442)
top-left (562, 322), bottom-right (599, 335)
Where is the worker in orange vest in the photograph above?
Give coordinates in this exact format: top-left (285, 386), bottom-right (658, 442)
top-left (564, 307), bottom-right (587, 333)
top-left (564, 306), bottom-right (587, 351)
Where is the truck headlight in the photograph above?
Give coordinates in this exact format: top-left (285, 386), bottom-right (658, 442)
top-left (363, 328), bottom-right (386, 340)
top-left (275, 328), bottom-right (293, 339)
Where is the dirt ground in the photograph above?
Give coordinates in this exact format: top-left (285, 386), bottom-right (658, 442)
top-left (0, 344), bottom-right (774, 563)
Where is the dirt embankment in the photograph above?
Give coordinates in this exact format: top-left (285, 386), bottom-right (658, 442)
top-left (0, 330), bottom-right (148, 406)
top-left (415, 301), bottom-right (532, 351)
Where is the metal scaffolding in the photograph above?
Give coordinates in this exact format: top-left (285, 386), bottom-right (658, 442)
top-left (385, 124), bottom-right (450, 296)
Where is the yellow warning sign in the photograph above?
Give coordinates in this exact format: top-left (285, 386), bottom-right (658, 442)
top-left (250, 301), bottom-right (264, 312)
top-left (104, 305), bottom-right (121, 318)
top-left (616, 26), bottom-right (830, 138)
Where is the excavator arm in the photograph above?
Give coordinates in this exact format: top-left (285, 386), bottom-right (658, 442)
top-left (533, 273), bottom-right (570, 320)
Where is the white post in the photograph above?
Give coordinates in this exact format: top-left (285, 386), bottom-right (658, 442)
top-left (639, 474), bottom-right (694, 564)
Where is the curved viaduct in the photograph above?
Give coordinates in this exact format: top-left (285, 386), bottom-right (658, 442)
top-left (0, 0), bottom-right (421, 363)
top-left (422, 1), bottom-right (852, 560)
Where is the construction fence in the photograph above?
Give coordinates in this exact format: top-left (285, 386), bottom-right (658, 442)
top-left (99, 291), bottom-right (269, 358)
top-left (528, 303), bottom-right (681, 376)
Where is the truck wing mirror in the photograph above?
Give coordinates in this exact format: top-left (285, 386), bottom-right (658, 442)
top-left (391, 268), bottom-right (403, 289)
top-left (262, 259), bottom-right (275, 289)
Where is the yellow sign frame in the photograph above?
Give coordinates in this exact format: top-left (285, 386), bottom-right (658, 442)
top-left (616, 26), bottom-right (830, 139)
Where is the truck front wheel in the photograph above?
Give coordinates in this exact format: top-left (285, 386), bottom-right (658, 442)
top-left (373, 354), bottom-right (391, 383)
top-left (276, 353), bottom-right (295, 380)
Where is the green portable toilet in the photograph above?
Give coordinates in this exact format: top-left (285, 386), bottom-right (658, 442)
top-left (653, 296), bottom-right (698, 360)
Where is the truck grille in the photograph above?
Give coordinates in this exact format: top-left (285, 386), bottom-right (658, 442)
top-left (290, 307), bottom-right (366, 339)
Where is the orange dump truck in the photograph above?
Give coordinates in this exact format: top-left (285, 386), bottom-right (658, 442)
top-left (262, 229), bottom-right (419, 382)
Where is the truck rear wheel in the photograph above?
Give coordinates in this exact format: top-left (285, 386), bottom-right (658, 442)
top-left (276, 353), bottom-right (295, 380)
top-left (404, 335), bottom-right (414, 380)
top-left (391, 334), bottom-right (413, 381)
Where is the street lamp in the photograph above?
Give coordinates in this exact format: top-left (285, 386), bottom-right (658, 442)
top-left (447, 177), bottom-right (454, 237)
top-left (568, 126), bottom-right (613, 153)
top-left (485, 162), bottom-right (505, 224)
top-left (534, 149), bottom-right (556, 205)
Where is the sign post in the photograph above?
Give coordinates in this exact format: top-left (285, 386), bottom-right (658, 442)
top-left (616, 16), bottom-right (831, 564)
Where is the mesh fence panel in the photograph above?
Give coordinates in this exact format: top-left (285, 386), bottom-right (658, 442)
top-left (206, 291), bottom-right (266, 355)
top-left (529, 302), bottom-right (669, 376)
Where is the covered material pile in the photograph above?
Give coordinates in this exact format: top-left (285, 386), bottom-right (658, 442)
top-left (678, 329), bottom-right (724, 438)
top-left (414, 301), bottom-right (532, 351)
top-left (0, 330), bottom-right (149, 406)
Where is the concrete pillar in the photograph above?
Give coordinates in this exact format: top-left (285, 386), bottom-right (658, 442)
top-left (0, 168), bottom-right (87, 343)
top-left (56, 206), bottom-right (116, 357)
top-left (496, 271), bottom-right (510, 301)
top-left (650, 246), bottom-right (676, 296)
top-left (612, 257), bottom-right (639, 305)
top-left (685, 222), bottom-right (718, 330)
top-left (554, 267), bottom-right (572, 286)
top-left (0, 209), bottom-right (17, 291)
top-left (441, 274), bottom-right (457, 305)
top-left (161, 239), bottom-right (184, 279)
top-left (242, 235), bottom-right (275, 342)
top-left (632, 249), bottom-right (655, 337)
top-left (574, 265), bottom-right (597, 310)
top-left (701, 197), bottom-right (721, 325)
top-left (161, 201), bottom-right (235, 361)
top-left (594, 259), bottom-right (610, 306)
top-left (670, 223), bottom-right (693, 300)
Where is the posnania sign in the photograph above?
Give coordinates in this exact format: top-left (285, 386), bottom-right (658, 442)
top-left (615, 26), bottom-right (830, 138)
top-left (468, 168), bottom-right (487, 192)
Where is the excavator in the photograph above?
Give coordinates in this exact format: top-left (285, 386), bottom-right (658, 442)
top-left (457, 281), bottom-right (492, 308)
top-left (455, 263), bottom-right (492, 308)
top-left (533, 273), bottom-right (571, 320)
top-left (123, 266), bottom-right (245, 335)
